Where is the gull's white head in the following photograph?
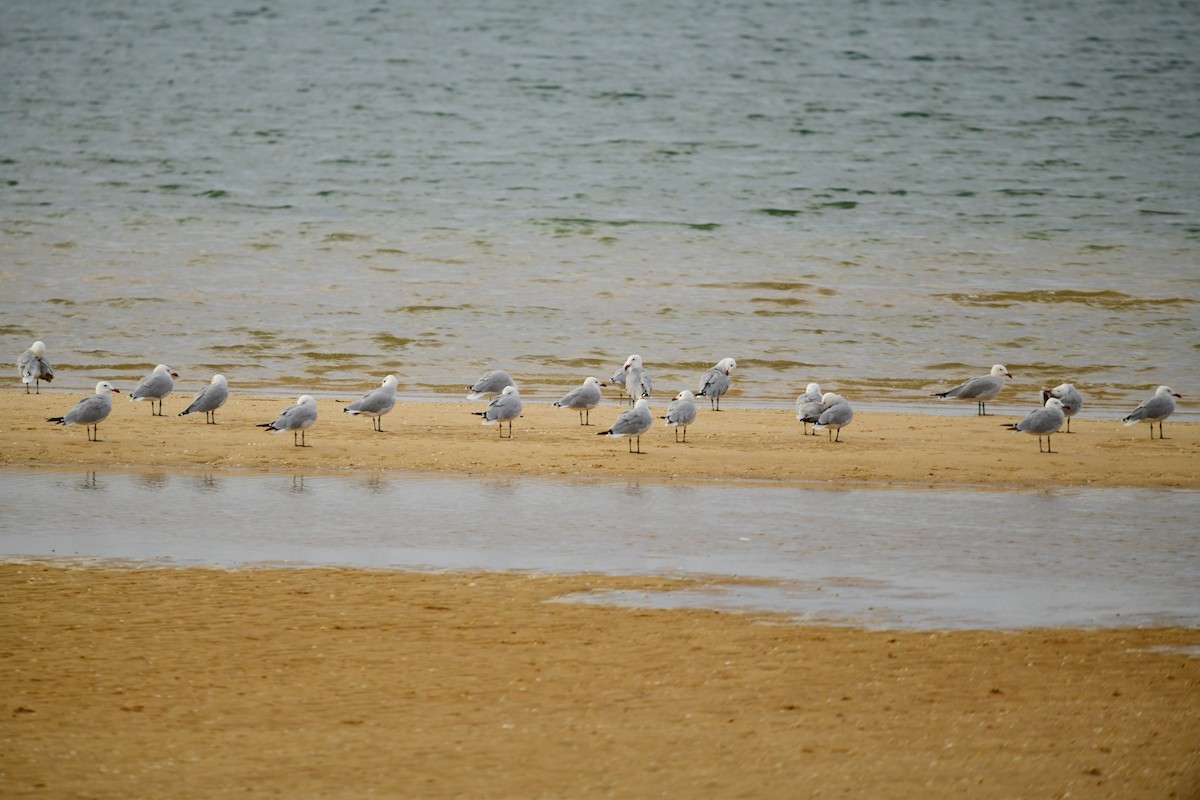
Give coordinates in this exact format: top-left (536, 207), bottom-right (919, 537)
top-left (95, 381), bottom-right (119, 395)
top-left (717, 357), bottom-right (736, 374)
top-left (500, 385), bottom-right (519, 396)
top-left (1155, 385), bottom-right (1182, 398)
top-left (673, 390), bottom-right (695, 402)
top-left (583, 376), bottom-right (603, 388)
top-left (30, 341), bottom-right (47, 356)
top-left (382, 375), bottom-right (399, 388)
top-left (991, 364), bottom-right (1012, 379)
top-left (624, 354), bottom-right (643, 371)
top-left (211, 374), bottom-right (228, 386)
top-left (297, 395), bottom-right (316, 405)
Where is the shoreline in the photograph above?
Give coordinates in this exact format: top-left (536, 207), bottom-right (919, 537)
top-left (3, 390), bottom-right (1196, 489)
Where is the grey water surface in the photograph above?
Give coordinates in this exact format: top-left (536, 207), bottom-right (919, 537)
top-left (2, 467), bottom-right (1197, 631)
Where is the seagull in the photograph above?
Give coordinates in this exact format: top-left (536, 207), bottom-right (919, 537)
top-left (621, 354), bottom-right (652, 406)
top-left (795, 382), bottom-right (822, 435)
top-left (17, 340), bottom-right (54, 394)
top-left (343, 374), bottom-right (398, 431)
top-left (598, 397), bottom-right (654, 453)
top-left (256, 395), bottom-right (318, 446)
top-left (473, 385), bottom-right (522, 438)
top-left (554, 376), bottom-right (605, 425)
top-left (1041, 383), bottom-right (1083, 433)
top-left (812, 393), bottom-right (853, 442)
top-left (1004, 396), bottom-right (1067, 453)
top-left (466, 370), bottom-right (515, 400)
top-left (178, 374), bottom-right (229, 424)
top-left (932, 364), bottom-right (1012, 415)
top-left (696, 357), bottom-right (736, 411)
top-left (130, 364), bottom-right (178, 416)
top-left (1122, 385), bottom-right (1182, 440)
top-left (48, 381), bottom-right (120, 441)
top-left (663, 389), bottom-right (698, 442)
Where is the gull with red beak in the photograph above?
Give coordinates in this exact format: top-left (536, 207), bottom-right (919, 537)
top-left (48, 381), bottom-right (120, 441)
top-left (932, 364), bottom-right (1012, 416)
top-left (130, 364), bottom-right (178, 416)
top-left (1122, 385), bottom-right (1182, 439)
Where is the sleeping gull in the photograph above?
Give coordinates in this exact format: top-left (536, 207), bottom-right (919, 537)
top-left (344, 374), bottom-right (398, 431)
top-left (17, 340), bottom-right (54, 394)
top-left (1004, 396), bottom-right (1066, 453)
top-left (696, 357), bottom-right (736, 411)
top-left (811, 393), bottom-right (853, 442)
top-left (663, 389), bottom-right (698, 442)
top-left (795, 382), bottom-right (822, 435)
top-left (554, 376), bottom-right (605, 425)
top-left (473, 385), bottom-right (522, 438)
top-left (598, 397), bottom-right (654, 453)
top-left (621, 354), bottom-right (652, 406)
top-left (466, 370), bottom-right (515, 400)
top-left (1122, 385), bottom-right (1182, 440)
top-left (48, 381), bottom-right (120, 441)
top-left (256, 394), bottom-right (318, 446)
top-left (932, 364), bottom-right (1012, 415)
top-left (178, 374), bottom-right (229, 424)
top-left (130, 364), bottom-right (178, 416)
top-left (1041, 383), bottom-right (1083, 433)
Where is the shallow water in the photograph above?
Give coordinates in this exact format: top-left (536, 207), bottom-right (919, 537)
top-left (2, 0), bottom-right (1197, 410)
top-left (2, 467), bottom-right (1197, 631)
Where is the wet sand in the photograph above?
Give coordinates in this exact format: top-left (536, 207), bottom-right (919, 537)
top-left (3, 391), bottom-right (1197, 487)
top-left (3, 391), bottom-right (1199, 797)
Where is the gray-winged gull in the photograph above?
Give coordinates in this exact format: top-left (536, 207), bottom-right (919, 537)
top-left (48, 381), bottom-right (120, 441)
top-left (178, 374), bottom-right (229, 424)
top-left (1122, 385), bottom-right (1182, 440)
top-left (932, 364), bottom-right (1012, 415)
top-left (344, 374), bottom-right (398, 431)
top-left (18, 341), bottom-right (54, 394)
top-left (257, 394), bottom-right (318, 446)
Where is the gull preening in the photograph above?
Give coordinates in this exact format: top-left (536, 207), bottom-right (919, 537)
top-left (17, 341), bottom-right (54, 394)
top-left (554, 376), bottom-right (605, 425)
top-left (795, 382), bottom-right (822, 435)
top-left (1041, 383), bottom-right (1083, 433)
top-left (48, 381), bottom-right (120, 441)
top-left (811, 392), bottom-right (853, 442)
top-left (621, 354), bottom-right (652, 406)
top-left (466, 370), bottom-right (515, 401)
top-left (663, 389), bottom-right (698, 442)
top-left (344, 374), bottom-right (398, 431)
top-left (933, 364), bottom-right (1012, 415)
top-left (130, 364), bottom-right (178, 416)
top-left (257, 394), bottom-right (318, 446)
top-left (1005, 396), bottom-right (1067, 453)
top-left (599, 397), bottom-right (654, 453)
top-left (696, 357), bottom-right (736, 411)
top-left (1122, 385), bottom-right (1182, 440)
top-left (178, 374), bottom-right (229, 424)
top-left (474, 385), bottom-right (522, 437)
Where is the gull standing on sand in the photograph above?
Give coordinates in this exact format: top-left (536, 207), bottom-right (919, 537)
top-left (932, 364), bottom-right (1012, 415)
top-left (17, 341), bottom-right (54, 394)
top-left (344, 374), bottom-right (398, 431)
top-left (473, 385), bottom-right (522, 437)
top-left (257, 395), bottom-right (318, 446)
top-left (554, 376), bottom-right (605, 425)
top-left (1122, 385), bottom-right (1182, 440)
top-left (599, 397), bottom-right (654, 453)
top-left (178, 374), bottom-right (229, 424)
top-left (795, 382), bottom-right (822, 435)
top-left (466, 370), bottom-right (515, 400)
top-left (1005, 396), bottom-right (1067, 453)
top-left (48, 381), bottom-right (120, 441)
top-left (621, 354), bottom-right (652, 406)
top-left (663, 389), bottom-right (698, 442)
top-left (811, 393), bottom-right (854, 443)
top-left (130, 364), bottom-right (178, 416)
top-left (1041, 383), bottom-right (1083, 433)
top-left (696, 357), bottom-right (736, 411)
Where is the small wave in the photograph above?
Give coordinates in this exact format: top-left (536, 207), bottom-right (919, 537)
top-left (101, 296), bottom-right (168, 309)
top-left (935, 290), bottom-right (1194, 308)
top-left (533, 217), bottom-right (719, 232)
top-left (323, 232), bottom-right (373, 243)
top-left (703, 281), bottom-right (815, 291)
top-left (387, 305), bottom-right (471, 314)
top-left (372, 333), bottom-right (414, 348)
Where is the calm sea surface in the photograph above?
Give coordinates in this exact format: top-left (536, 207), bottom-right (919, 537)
top-left (2, 0), bottom-right (1198, 411)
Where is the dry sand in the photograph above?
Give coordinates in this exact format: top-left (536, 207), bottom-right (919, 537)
top-left (2, 390), bottom-right (1198, 797)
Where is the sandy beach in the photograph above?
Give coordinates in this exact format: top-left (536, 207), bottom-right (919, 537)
top-left (3, 391), bottom-right (1198, 797)
top-left (2, 391), bottom-right (1197, 488)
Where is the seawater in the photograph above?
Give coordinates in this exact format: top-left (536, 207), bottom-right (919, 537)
top-left (2, 0), bottom-right (1198, 410)
top-left (2, 468), bottom-right (1198, 630)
